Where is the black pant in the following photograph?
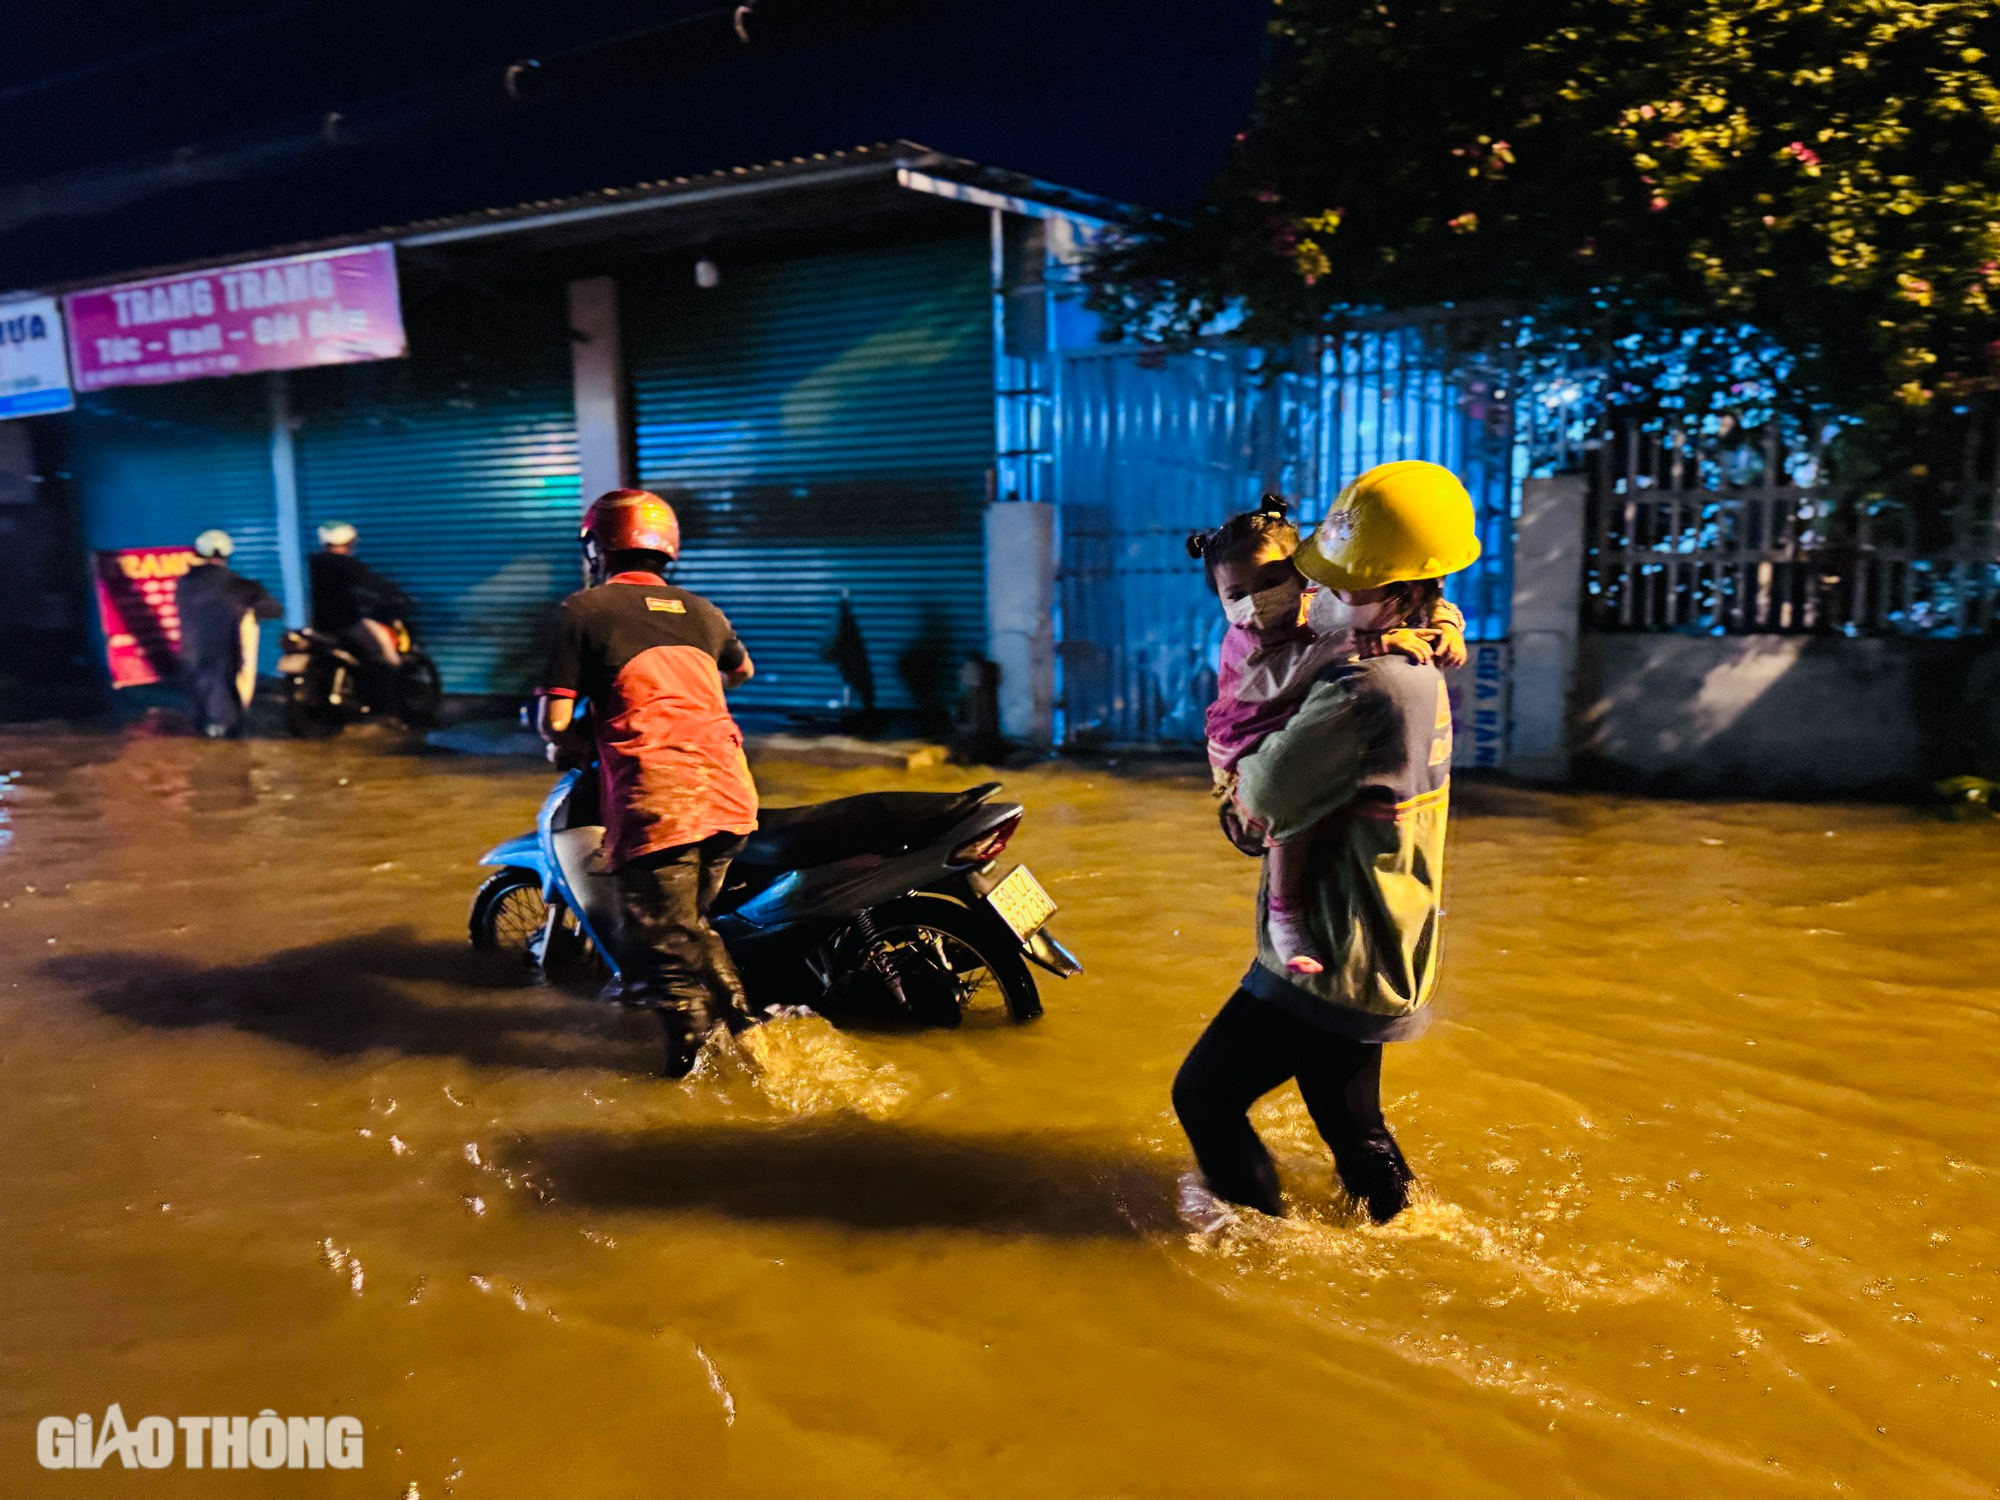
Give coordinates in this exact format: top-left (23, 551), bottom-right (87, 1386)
top-left (341, 622), bottom-right (397, 713)
top-left (1172, 989), bottom-right (1414, 1221)
top-left (613, 833), bottom-right (749, 1072)
top-left (186, 657), bottom-right (247, 738)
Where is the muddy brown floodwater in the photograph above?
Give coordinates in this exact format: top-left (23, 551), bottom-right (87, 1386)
top-left (0, 732), bottom-right (1996, 1497)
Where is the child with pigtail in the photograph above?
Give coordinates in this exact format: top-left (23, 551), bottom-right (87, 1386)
top-left (1188, 495), bottom-right (1465, 976)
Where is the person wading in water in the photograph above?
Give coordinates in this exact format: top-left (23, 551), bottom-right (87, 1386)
top-left (1173, 461), bottom-right (1481, 1224)
top-left (175, 529), bottom-right (281, 739)
top-left (535, 489), bottom-right (760, 1078)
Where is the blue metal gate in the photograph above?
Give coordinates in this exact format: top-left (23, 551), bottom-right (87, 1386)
top-left (1053, 319), bottom-right (1515, 747)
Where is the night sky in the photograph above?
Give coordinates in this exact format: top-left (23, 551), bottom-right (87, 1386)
top-left (0, 0), bottom-right (1272, 288)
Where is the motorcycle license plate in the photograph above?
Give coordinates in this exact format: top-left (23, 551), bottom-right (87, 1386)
top-left (986, 865), bottom-right (1057, 943)
top-left (275, 653), bottom-right (309, 674)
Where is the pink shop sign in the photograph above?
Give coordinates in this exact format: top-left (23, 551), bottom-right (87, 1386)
top-left (64, 243), bottom-right (405, 391)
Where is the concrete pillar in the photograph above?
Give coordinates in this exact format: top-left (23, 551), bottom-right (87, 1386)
top-left (0, 423), bottom-right (38, 648)
top-left (0, 421), bottom-right (32, 506)
top-left (568, 277), bottom-right (630, 505)
top-left (1507, 474), bottom-right (1588, 781)
top-left (267, 373), bottom-right (307, 629)
top-left (986, 501), bottom-right (1056, 744)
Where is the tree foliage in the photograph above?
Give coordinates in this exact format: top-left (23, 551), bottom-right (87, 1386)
top-left (1087, 0), bottom-right (2000, 459)
top-left (1612, 0), bottom-right (2000, 414)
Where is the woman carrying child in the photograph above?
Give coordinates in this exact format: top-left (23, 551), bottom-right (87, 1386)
top-left (1173, 460), bottom-right (1481, 1224)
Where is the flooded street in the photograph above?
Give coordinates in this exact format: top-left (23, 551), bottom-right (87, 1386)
top-left (1, 731), bottom-right (1996, 1497)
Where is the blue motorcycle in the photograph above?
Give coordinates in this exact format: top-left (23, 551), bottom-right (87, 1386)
top-left (470, 771), bottom-right (1079, 1027)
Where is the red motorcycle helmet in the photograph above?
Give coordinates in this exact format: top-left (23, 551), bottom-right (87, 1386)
top-left (580, 488), bottom-right (681, 563)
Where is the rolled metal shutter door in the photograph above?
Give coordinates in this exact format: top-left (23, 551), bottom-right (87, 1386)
top-left (627, 235), bottom-right (993, 719)
top-left (290, 281), bottom-right (580, 697)
top-left (69, 380), bottom-right (285, 672)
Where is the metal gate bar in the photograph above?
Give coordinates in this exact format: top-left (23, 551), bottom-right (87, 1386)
top-left (1586, 420), bottom-right (2000, 635)
top-left (1054, 318), bottom-right (1516, 746)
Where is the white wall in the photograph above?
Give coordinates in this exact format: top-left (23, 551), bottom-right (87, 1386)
top-left (985, 501), bottom-right (1055, 743)
top-left (1576, 632), bottom-right (2000, 793)
top-left (1507, 475), bottom-right (1587, 781)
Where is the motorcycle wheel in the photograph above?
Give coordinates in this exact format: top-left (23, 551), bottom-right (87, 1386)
top-left (469, 868), bottom-right (547, 958)
top-left (283, 668), bottom-right (343, 739)
top-left (858, 894), bottom-right (1043, 1025)
top-left (395, 651), bottom-right (443, 729)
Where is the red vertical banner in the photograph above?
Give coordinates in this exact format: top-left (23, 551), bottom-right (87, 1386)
top-left (93, 546), bottom-right (197, 688)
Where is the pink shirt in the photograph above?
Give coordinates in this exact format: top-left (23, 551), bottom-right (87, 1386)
top-left (1206, 611), bottom-right (1354, 772)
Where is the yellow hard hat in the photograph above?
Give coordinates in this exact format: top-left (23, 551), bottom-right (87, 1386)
top-left (1294, 460), bottom-right (1482, 589)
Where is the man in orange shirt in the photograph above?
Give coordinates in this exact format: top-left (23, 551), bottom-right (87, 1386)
top-left (536, 489), bottom-right (759, 1076)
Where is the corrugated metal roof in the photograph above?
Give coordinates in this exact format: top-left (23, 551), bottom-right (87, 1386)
top-left (34, 143), bottom-right (1144, 295)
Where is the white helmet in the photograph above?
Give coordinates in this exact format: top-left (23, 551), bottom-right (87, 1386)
top-left (317, 520), bottom-right (358, 548)
top-left (194, 529), bottom-right (235, 559)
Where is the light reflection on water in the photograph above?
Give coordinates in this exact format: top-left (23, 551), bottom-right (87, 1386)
top-left (0, 732), bottom-right (1995, 1498)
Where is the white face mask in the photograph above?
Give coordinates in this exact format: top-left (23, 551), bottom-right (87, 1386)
top-left (1308, 589), bottom-right (1404, 634)
top-left (1222, 582), bottom-right (1303, 631)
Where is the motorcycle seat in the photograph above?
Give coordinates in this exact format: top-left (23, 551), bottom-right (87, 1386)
top-left (737, 783), bottom-right (1002, 871)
